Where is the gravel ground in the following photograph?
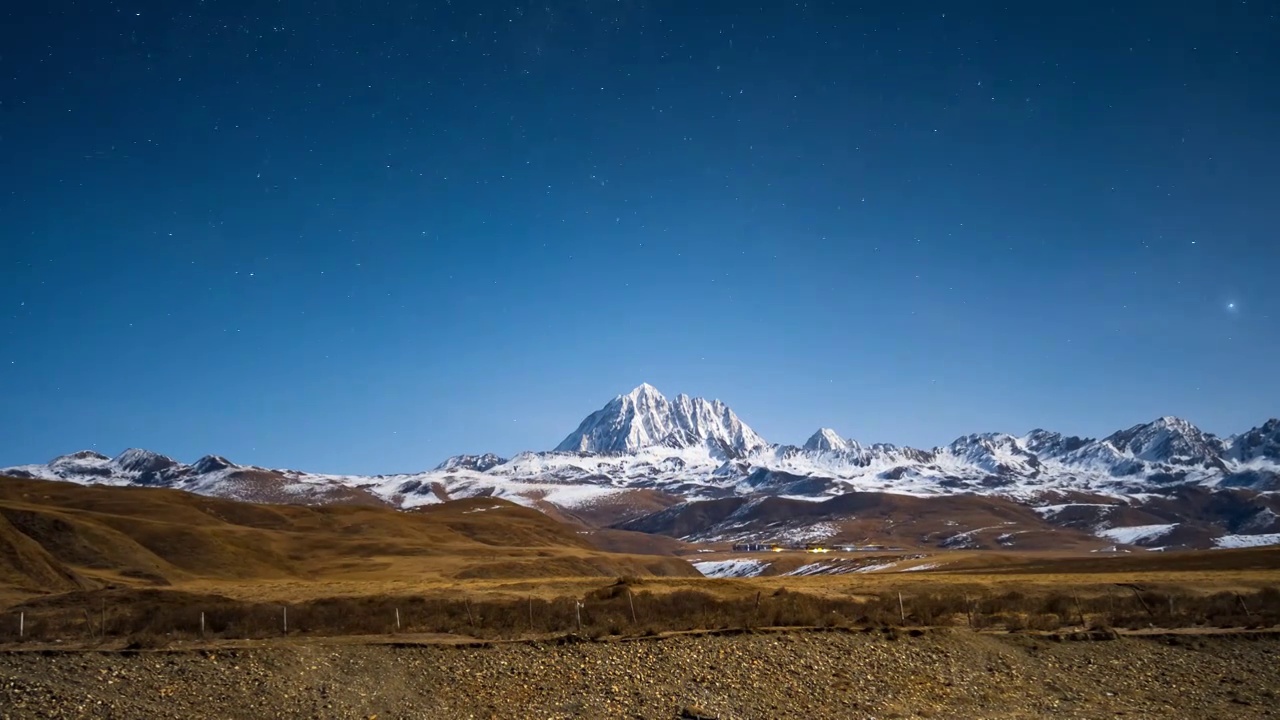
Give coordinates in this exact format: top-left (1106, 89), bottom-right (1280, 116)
top-left (1, 629), bottom-right (1278, 719)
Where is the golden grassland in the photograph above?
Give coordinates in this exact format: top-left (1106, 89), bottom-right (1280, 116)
top-left (1, 476), bottom-right (1278, 647)
top-left (0, 476), bottom-right (698, 605)
top-left (144, 546), bottom-right (1280, 607)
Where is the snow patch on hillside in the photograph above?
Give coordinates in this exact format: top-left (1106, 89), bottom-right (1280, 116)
top-left (785, 560), bottom-right (900, 576)
top-left (1033, 503), bottom-right (1116, 518)
top-left (1213, 533), bottom-right (1280, 549)
top-left (1096, 524), bottom-right (1178, 545)
top-left (692, 559), bottom-right (769, 578)
top-left (771, 523), bottom-right (839, 544)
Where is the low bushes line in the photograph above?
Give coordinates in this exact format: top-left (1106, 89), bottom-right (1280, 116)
top-left (3, 583), bottom-right (1277, 647)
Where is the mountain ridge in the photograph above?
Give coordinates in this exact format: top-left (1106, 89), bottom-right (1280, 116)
top-left (3, 384), bottom-right (1278, 551)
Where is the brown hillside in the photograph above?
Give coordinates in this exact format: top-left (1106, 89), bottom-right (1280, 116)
top-left (0, 513), bottom-right (91, 593)
top-left (555, 489), bottom-right (685, 527)
top-left (0, 477), bottom-right (698, 603)
top-left (579, 528), bottom-right (694, 556)
top-left (619, 492), bottom-right (1111, 551)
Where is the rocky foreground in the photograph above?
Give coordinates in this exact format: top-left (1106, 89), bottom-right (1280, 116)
top-left (1, 629), bottom-right (1278, 719)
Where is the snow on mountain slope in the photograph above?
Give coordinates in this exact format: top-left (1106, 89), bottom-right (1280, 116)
top-left (804, 428), bottom-right (861, 454)
top-left (3, 384), bottom-right (1278, 549)
top-left (1096, 524), bottom-right (1180, 545)
top-left (1021, 430), bottom-right (1092, 460)
top-left (555, 384), bottom-right (766, 457)
top-left (692, 559), bottom-right (769, 578)
top-left (111, 448), bottom-right (177, 473)
top-left (1213, 533), bottom-right (1280, 549)
top-left (9, 419), bottom-right (1279, 506)
top-left (1231, 419), bottom-right (1280, 464)
top-left (941, 433), bottom-right (1042, 477)
top-left (1080, 417), bottom-right (1229, 472)
top-left (434, 453), bottom-right (507, 473)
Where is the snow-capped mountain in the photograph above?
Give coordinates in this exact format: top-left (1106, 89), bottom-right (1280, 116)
top-left (941, 433), bottom-right (1043, 478)
top-left (434, 453), bottom-right (507, 473)
top-left (1021, 429), bottom-right (1091, 459)
top-left (1232, 419), bottom-right (1280, 464)
top-left (3, 384), bottom-right (1278, 549)
top-left (1097, 416), bottom-right (1228, 470)
top-left (804, 428), bottom-right (861, 454)
top-left (554, 384), bottom-right (767, 457)
top-left (40, 448), bottom-right (193, 486)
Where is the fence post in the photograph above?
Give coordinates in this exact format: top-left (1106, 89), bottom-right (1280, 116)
top-left (627, 590), bottom-right (637, 625)
top-left (200, 611), bottom-right (205, 638)
top-left (1237, 593), bottom-right (1254, 618)
top-left (465, 598), bottom-right (476, 627)
top-left (19, 612), bottom-right (23, 638)
top-left (898, 592), bottom-right (906, 623)
top-left (395, 608), bottom-right (401, 630)
top-left (283, 606), bottom-right (288, 634)
top-left (575, 601), bottom-right (583, 634)
top-left (1126, 587), bottom-right (1154, 616)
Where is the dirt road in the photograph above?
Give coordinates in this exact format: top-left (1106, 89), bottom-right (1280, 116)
top-left (2, 629), bottom-right (1277, 719)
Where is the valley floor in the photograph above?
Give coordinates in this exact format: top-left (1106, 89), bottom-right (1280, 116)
top-left (2, 629), bottom-right (1279, 719)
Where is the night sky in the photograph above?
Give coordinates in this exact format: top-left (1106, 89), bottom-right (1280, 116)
top-left (2, 1), bottom-right (1277, 473)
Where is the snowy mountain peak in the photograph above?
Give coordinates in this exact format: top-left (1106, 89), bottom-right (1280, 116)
top-left (1232, 419), bottom-right (1280, 463)
top-left (1104, 417), bottom-right (1224, 465)
top-left (623, 383), bottom-right (663, 401)
top-left (555, 385), bottom-right (767, 456)
top-left (52, 450), bottom-right (110, 464)
top-left (1022, 429), bottom-right (1091, 459)
top-left (47, 450), bottom-right (114, 475)
top-left (804, 428), bottom-right (861, 453)
top-left (945, 433), bottom-right (1042, 476)
top-left (948, 432), bottom-right (1017, 451)
top-left (5, 407), bottom-right (1280, 552)
top-left (112, 448), bottom-right (179, 474)
top-left (192, 455), bottom-right (236, 474)
top-left (434, 453), bottom-right (507, 472)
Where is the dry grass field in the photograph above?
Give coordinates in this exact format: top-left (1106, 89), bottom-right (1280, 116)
top-left (1, 476), bottom-right (1278, 650)
top-left (0, 476), bottom-right (695, 599)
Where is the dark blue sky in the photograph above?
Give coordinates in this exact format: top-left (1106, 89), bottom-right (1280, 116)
top-left (3, 1), bottom-right (1277, 473)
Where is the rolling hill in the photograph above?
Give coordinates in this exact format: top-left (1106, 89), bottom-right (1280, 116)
top-left (0, 477), bottom-right (698, 601)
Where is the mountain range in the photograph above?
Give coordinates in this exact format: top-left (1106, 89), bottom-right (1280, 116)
top-left (4, 384), bottom-right (1279, 552)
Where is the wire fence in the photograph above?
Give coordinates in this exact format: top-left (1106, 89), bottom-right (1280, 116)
top-left (2, 584), bottom-right (1277, 647)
